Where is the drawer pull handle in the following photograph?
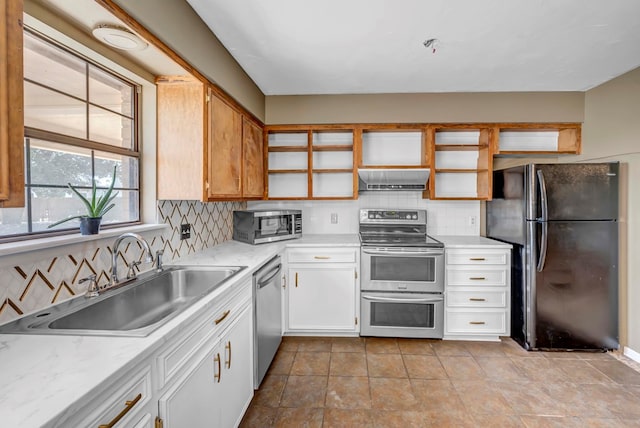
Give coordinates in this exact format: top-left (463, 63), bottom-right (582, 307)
top-left (214, 353), bottom-right (221, 383)
top-left (469, 257), bottom-right (486, 261)
top-left (98, 393), bottom-right (142, 428)
top-left (314, 256), bottom-right (331, 260)
top-left (215, 310), bottom-right (231, 325)
top-left (469, 298), bottom-right (486, 302)
top-left (469, 277), bottom-right (486, 281)
top-left (469, 321), bottom-right (486, 325)
top-left (225, 341), bottom-right (232, 369)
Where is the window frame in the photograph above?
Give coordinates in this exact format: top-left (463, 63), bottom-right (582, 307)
top-left (0, 28), bottom-right (142, 243)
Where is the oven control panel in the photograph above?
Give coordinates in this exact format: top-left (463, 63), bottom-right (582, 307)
top-left (360, 209), bottom-right (426, 224)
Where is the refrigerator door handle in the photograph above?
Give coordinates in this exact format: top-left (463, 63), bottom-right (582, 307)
top-left (536, 170), bottom-right (548, 272)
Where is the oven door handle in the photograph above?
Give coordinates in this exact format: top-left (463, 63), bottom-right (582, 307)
top-left (362, 249), bottom-right (443, 256)
top-left (362, 295), bottom-right (444, 303)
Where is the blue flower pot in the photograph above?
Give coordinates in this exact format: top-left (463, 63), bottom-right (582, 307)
top-left (79, 217), bottom-right (102, 235)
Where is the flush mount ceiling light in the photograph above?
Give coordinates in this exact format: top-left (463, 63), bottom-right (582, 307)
top-left (92, 25), bottom-right (148, 51)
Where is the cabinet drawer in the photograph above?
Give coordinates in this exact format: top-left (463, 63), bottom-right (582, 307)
top-left (447, 289), bottom-right (507, 308)
top-left (446, 249), bottom-right (508, 266)
top-left (72, 365), bottom-right (152, 428)
top-left (446, 310), bottom-right (507, 335)
top-left (157, 281), bottom-right (251, 388)
top-left (288, 248), bottom-right (357, 263)
top-left (447, 267), bottom-right (508, 286)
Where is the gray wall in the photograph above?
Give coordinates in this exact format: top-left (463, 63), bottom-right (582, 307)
top-left (113, 0), bottom-right (266, 121)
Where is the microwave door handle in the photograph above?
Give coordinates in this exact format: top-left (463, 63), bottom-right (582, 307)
top-left (362, 295), bottom-right (444, 303)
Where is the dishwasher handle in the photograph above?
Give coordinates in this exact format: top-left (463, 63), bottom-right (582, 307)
top-left (257, 264), bottom-right (282, 289)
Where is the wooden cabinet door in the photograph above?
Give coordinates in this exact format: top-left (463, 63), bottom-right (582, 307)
top-left (242, 117), bottom-right (264, 198)
top-left (288, 265), bottom-right (357, 331)
top-left (207, 92), bottom-right (242, 199)
top-left (0, 0), bottom-right (24, 207)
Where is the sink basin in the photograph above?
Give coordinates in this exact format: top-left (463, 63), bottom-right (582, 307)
top-left (0, 265), bottom-right (246, 337)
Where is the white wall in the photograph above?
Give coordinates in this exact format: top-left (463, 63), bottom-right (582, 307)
top-left (248, 193), bottom-right (480, 236)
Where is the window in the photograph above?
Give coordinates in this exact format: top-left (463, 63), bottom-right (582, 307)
top-left (0, 30), bottom-right (140, 240)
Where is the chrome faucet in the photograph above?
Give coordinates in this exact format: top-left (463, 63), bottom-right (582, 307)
top-left (110, 232), bottom-right (153, 286)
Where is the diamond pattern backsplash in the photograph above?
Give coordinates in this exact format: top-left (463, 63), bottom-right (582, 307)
top-left (0, 200), bottom-right (245, 325)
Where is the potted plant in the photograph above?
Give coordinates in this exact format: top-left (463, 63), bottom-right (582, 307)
top-left (48, 166), bottom-right (119, 235)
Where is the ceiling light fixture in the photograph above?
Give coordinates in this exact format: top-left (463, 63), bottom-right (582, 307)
top-left (423, 38), bottom-right (439, 54)
top-left (92, 24), bottom-right (148, 51)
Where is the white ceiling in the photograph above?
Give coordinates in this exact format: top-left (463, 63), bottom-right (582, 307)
top-left (186, 0), bottom-right (640, 95)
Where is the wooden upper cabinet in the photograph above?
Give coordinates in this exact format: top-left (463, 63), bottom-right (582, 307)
top-left (0, 0), bottom-right (25, 207)
top-left (242, 118), bottom-right (264, 199)
top-left (207, 92), bottom-right (242, 199)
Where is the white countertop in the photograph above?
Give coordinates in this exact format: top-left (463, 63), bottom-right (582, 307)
top-left (435, 235), bottom-right (512, 249)
top-left (0, 234), bottom-right (359, 428)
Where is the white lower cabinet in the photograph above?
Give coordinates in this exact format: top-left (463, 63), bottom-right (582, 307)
top-left (286, 248), bottom-right (359, 334)
top-left (444, 247), bottom-right (511, 341)
top-left (157, 290), bottom-right (253, 428)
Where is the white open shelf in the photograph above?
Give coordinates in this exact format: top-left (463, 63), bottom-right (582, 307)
top-left (499, 131), bottom-right (559, 151)
top-left (362, 131), bottom-right (422, 166)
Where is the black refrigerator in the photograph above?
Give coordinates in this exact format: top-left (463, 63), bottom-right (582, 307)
top-left (486, 163), bottom-right (619, 351)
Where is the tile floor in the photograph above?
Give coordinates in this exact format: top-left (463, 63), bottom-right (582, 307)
top-left (240, 336), bottom-right (640, 427)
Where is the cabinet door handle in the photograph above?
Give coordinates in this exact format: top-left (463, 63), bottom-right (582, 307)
top-left (469, 257), bottom-right (486, 261)
top-left (469, 277), bottom-right (486, 281)
top-left (469, 321), bottom-right (486, 325)
top-left (214, 353), bottom-right (221, 383)
top-left (295, 272), bottom-right (298, 288)
top-left (215, 309), bottom-right (231, 325)
top-left (225, 341), bottom-right (232, 369)
top-left (314, 256), bottom-right (330, 260)
top-left (469, 298), bottom-right (486, 302)
top-left (98, 393), bottom-right (142, 428)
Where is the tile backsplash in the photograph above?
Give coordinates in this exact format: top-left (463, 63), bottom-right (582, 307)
top-left (248, 192), bottom-right (480, 236)
top-left (0, 200), bottom-right (245, 325)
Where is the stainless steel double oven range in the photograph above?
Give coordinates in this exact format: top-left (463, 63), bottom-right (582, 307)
top-left (359, 209), bottom-right (445, 339)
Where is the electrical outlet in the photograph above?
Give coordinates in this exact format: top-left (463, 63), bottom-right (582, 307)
top-left (331, 213), bottom-right (338, 224)
top-left (180, 223), bottom-right (191, 240)
top-left (468, 216), bottom-right (476, 226)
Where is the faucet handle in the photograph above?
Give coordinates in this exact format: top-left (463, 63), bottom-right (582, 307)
top-left (126, 261), bottom-right (142, 279)
top-left (79, 274), bottom-right (99, 297)
top-left (155, 250), bottom-right (164, 271)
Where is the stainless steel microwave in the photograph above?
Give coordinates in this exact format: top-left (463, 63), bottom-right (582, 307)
top-left (233, 210), bottom-right (302, 244)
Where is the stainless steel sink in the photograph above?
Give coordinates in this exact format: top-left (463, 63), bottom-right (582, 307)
top-left (0, 265), bottom-right (246, 337)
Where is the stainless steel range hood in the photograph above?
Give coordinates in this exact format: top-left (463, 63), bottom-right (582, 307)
top-left (358, 168), bottom-right (430, 191)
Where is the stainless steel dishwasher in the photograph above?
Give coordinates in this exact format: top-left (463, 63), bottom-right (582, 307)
top-left (253, 255), bottom-right (283, 388)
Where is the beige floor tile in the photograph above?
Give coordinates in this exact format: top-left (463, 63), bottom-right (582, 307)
top-left (279, 336), bottom-right (301, 352)
top-left (275, 407), bottom-right (324, 428)
top-left (403, 354), bottom-right (448, 379)
top-left (291, 352), bottom-right (331, 376)
top-left (509, 356), bottom-right (571, 383)
top-left (367, 353), bottom-right (407, 378)
top-left (452, 380), bottom-right (515, 415)
top-left (371, 410), bottom-right (427, 427)
top-left (330, 352), bottom-right (368, 377)
top-left (554, 359), bottom-right (615, 383)
top-left (240, 405), bottom-right (278, 428)
top-left (539, 351), bottom-right (583, 359)
top-left (432, 340), bottom-right (472, 357)
top-left (577, 383), bottom-right (640, 419)
top-left (331, 337), bottom-right (366, 353)
top-left (519, 416), bottom-right (584, 427)
top-left (322, 408), bottom-right (373, 427)
top-left (280, 375), bottom-right (327, 408)
top-left (578, 418), bottom-right (633, 428)
top-left (496, 381), bottom-right (565, 417)
top-left (617, 419), bottom-right (640, 427)
top-left (476, 357), bottom-right (524, 381)
top-left (500, 340), bottom-right (544, 359)
top-left (411, 379), bottom-right (466, 414)
top-left (325, 376), bottom-right (371, 409)
top-left (297, 337), bottom-right (333, 352)
top-left (397, 338), bottom-right (436, 355)
top-left (369, 377), bottom-right (419, 410)
top-left (472, 414), bottom-right (526, 427)
top-left (270, 351), bottom-right (296, 375)
top-left (365, 337), bottom-right (400, 354)
top-left (465, 341), bottom-right (508, 357)
top-left (439, 356), bottom-right (485, 379)
top-left (541, 382), bottom-right (615, 418)
top-left (252, 374), bottom-right (287, 407)
top-left (576, 351), bottom-right (616, 360)
top-left (588, 359), bottom-right (640, 385)
top-left (425, 412), bottom-right (477, 427)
